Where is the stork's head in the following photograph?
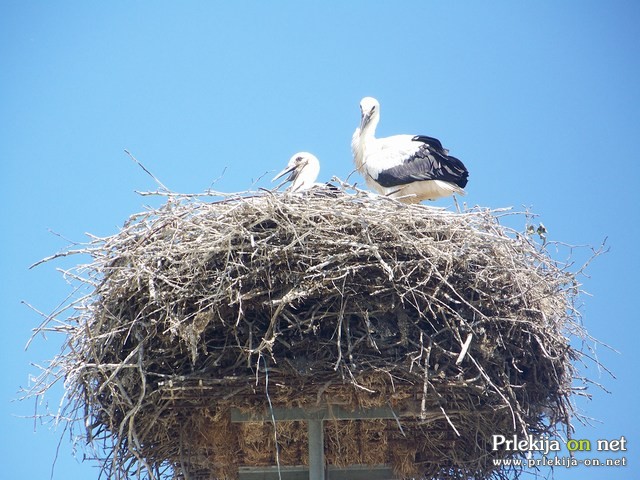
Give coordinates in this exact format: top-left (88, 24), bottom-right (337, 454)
top-left (359, 96), bottom-right (380, 133)
top-left (272, 152), bottom-right (320, 192)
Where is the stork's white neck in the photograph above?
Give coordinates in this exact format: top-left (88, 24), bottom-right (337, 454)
top-left (354, 113), bottom-right (378, 171)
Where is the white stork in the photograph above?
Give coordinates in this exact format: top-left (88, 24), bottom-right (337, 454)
top-left (272, 152), bottom-right (321, 192)
top-left (351, 97), bottom-right (469, 203)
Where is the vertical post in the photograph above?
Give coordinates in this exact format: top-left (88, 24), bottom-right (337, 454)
top-left (307, 419), bottom-right (325, 480)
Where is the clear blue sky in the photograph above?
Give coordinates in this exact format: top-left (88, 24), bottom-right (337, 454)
top-left (1, 2), bottom-right (638, 479)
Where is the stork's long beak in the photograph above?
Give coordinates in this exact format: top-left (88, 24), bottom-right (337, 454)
top-left (272, 164), bottom-right (297, 182)
top-left (360, 109), bottom-right (372, 131)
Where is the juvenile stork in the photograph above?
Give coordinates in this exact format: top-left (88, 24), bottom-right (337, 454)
top-left (272, 152), bottom-right (321, 192)
top-left (351, 97), bottom-right (469, 203)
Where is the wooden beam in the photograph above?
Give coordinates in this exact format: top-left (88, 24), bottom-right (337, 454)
top-left (230, 405), bottom-right (411, 423)
top-left (237, 465), bottom-right (395, 480)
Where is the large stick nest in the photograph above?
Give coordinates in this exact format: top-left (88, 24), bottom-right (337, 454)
top-left (31, 187), bottom-right (593, 480)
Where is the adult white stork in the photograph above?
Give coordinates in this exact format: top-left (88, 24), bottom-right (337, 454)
top-left (272, 152), bottom-right (321, 192)
top-left (351, 97), bottom-right (469, 203)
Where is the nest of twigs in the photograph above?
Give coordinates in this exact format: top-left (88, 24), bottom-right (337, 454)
top-left (29, 186), bottom-right (594, 480)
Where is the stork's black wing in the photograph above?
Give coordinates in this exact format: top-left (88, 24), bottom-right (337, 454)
top-left (411, 135), bottom-right (446, 154)
top-left (376, 139), bottom-right (469, 189)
